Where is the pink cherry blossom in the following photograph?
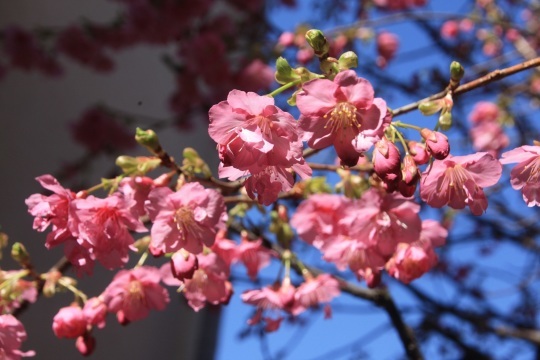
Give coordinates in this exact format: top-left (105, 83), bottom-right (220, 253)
top-left (420, 152), bottom-right (502, 215)
top-left (117, 176), bottom-right (156, 218)
top-left (211, 230), bottom-right (238, 267)
top-left (469, 102), bottom-right (500, 124)
top-left (297, 70), bottom-right (391, 167)
top-left (52, 306), bottom-right (87, 339)
top-left (103, 266), bottom-right (169, 323)
top-left (500, 145), bottom-right (540, 206)
top-left (373, 0), bottom-right (426, 11)
top-left (292, 274), bottom-right (340, 316)
top-left (26, 175), bottom-right (75, 249)
top-left (181, 253), bottom-right (233, 312)
top-left (69, 194), bottom-right (147, 270)
top-left (386, 220), bottom-right (447, 283)
top-left (0, 315), bottom-right (35, 359)
top-left (82, 297), bottom-right (107, 329)
top-left (145, 183), bottom-right (226, 254)
top-left (441, 20), bottom-right (459, 39)
top-left (208, 90), bottom-right (311, 204)
top-left (290, 194), bottom-right (352, 248)
top-left (241, 280), bottom-right (296, 332)
top-left (57, 26), bottom-right (114, 72)
top-left (470, 121), bottom-right (509, 156)
top-left (236, 236), bottom-right (272, 281)
top-left (376, 32), bottom-right (399, 68)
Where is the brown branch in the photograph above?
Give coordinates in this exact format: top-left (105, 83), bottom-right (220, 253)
top-left (392, 56), bottom-right (540, 117)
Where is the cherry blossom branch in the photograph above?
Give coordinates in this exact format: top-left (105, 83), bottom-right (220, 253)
top-left (229, 221), bottom-right (424, 360)
top-left (391, 56), bottom-right (540, 117)
top-left (12, 256), bottom-right (70, 318)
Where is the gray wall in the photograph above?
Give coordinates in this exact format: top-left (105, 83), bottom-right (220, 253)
top-left (0, 1), bottom-right (220, 358)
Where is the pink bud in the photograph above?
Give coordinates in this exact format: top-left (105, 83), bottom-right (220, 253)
top-left (83, 297), bottom-right (107, 329)
top-left (170, 250), bottom-right (198, 280)
top-left (76, 334), bottom-right (96, 356)
top-left (52, 305), bottom-right (87, 339)
top-left (441, 20), bottom-right (459, 39)
top-left (373, 138), bottom-right (401, 182)
top-left (421, 129), bottom-right (450, 160)
top-left (408, 141), bottom-right (429, 165)
top-left (402, 155), bottom-right (419, 185)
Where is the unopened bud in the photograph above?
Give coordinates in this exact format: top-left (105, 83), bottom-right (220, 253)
top-left (338, 51), bottom-right (358, 70)
top-left (438, 112), bottom-right (453, 131)
top-left (418, 100), bottom-right (443, 116)
top-left (305, 29), bottom-right (329, 58)
top-left (275, 57), bottom-right (300, 84)
top-left (116, 156), bottom-right (161, 176)
top-left (135, 128), bottom-right (161, 154)
top-left (11, 242), bottom-right (30, 266)
top-left (450, 61), bottom-right (464, 83)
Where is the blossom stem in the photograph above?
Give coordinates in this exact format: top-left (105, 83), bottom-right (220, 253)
top-left (393, 121), bottom-right (422, 132)
top-left (136, 250), bottom-right (149, 268)
top-left (267, 80), bottom-right (301, 98)
top-left (58, 277), bottom-right (88, 303)
top-left (390, 125), bottom-right (410, 154)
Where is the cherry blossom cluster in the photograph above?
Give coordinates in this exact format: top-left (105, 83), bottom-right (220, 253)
top-left (5, 8), bottom-right (540, 356)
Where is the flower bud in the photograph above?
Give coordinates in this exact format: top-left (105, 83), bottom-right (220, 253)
top-left (408, 141), bottom-right (430, 165)
top-left (421, 129), bottom-right (450, 160)
top-left (305, 29), bottom-right (329, 58)
top-left (338, 51), bottom-right (358, 70)
top-left (275, 57), bottom-right (300, 84)
top-left (418, 100), bottom-right (443, 116)
top-left (373, 138), bottom-right (401, 182)
top-left (170, 250), bottom-right (198, 281)
top-left (135, 128), bottom-right (161, 154)
top-left (438, 112), bottom-right (453, 131)
top-left (11, 242), bottom-right (30, 266)
top-left (402, 155), bottom-right (419, 185)
top-left (76, 334), bottom-right (96, 356)
top-left (53, 305), bottom-right (87, 339)
top-left (450, 61), bottom-right (465, 83)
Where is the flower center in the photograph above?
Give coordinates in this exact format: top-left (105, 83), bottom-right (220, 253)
top-left (174, 207), bottom-right (194, 232)
top-left (523, 156), bottom-right (540, 182)
top-left (251, 115), bottom-right (274, 136)
top-left (323, 102), bottom-right (360, 132)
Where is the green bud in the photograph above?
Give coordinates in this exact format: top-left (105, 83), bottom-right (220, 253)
top-left (135, 128), bottom-right (161, 153)
top-left (450, 61), bottom-right (464, 83)
top-left (182, 148), bottom-right (212, 178)
top-left (305, 29), bottom-right (329, 58)
top-left (133, 236), bottom-right (151, 253)
top-left (338, 51), bottom-right (358, 70)
top-left (116, 156), bottom-right (161, 176)
top-left (275, 57), bottom-right (300, 84)
top-left (438, 112), bottom-right (453, 131)
top-left (418, 100), bottom-right (443, 116)
top-left (11, 242), bottom-right (30, 266)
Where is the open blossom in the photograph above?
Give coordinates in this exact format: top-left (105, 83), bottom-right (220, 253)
top-left (145, 183), bottom-right (226, 255)
top-left (26, 175), bottom-right (75, 249)
top-left (69, 194), bottom-right (147, 270)
top-left (103, 266), bottom-right (169, 324)
top-left (500, 145), bottom-right (540, 206)
top-left (236, 236), bottom-right (272, 281)
top-left (420, 152), bottom-right (502, 215)
top-left (183, 253), bottom-right (233, 311)
top-left (386, 220), bottom-right (447, 283)
top-left (208, 90), bottom-right (311, 205)
top-left (241, 280), bottom-right (296, 332)
top-left (52, 306), bottom-right (87, 339)
top-left (292, 274), bottom-right (340, 316)
top-left (470, 121), bottom-right (509, 156)
top-left (469, 101), bottom-right (500, 124)
top-left (297, 70), bottom-right (390, 167)
top-left (0, 314), bottom-right (35, 359)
